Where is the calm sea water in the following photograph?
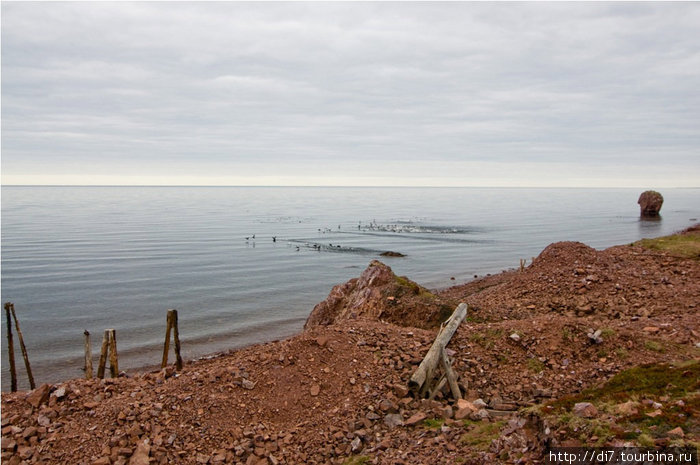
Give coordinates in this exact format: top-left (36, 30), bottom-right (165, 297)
top-left (2, 186), bottom-right (699, 389)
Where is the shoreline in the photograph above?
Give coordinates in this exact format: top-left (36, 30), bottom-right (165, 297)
top-left (2, 226), bottom-right (698, 464)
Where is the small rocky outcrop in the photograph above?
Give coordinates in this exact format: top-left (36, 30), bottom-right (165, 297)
top-left (304, 260), bottom-right (455, 330)
top-left (638, 190), bottom-right (663, 217)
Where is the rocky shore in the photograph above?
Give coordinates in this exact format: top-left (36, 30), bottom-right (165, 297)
top-left (2, 226), bottom-right (699, 464)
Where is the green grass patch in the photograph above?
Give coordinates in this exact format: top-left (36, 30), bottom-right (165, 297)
top-left (644, 340), bottom-right (665, 353)
top-left (528, 357), bottom-right (545, 373)
top-left (459, 420), bottom-right (506, 450)
top-left (636, 229), bottom-right (700, 260)
top-left (423, 418), bottom-right (445, 429)
top-left (547, 360), bottom-right (699, 411)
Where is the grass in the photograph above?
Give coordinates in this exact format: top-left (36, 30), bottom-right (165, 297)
top-left (635, 228), bottom-right (700, 259)
top-left (528, 358), bottom-right (545, 373)
top-left (459, 420), bottom-right (506, 451)
top-left (538, 360), bottom-right (699, 447)
top-left (423, 418), bottom-right (445, 429)
top-left (644, 340), bottom-right (665, 353)
top-left (469, 328), bottom-right (504, 349)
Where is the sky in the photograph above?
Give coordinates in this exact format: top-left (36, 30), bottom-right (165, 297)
top-left (1, 2), bottom-right (699, 187)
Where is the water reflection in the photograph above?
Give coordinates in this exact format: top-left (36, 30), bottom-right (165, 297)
top-left (638, 215), bottom-right (662, 237)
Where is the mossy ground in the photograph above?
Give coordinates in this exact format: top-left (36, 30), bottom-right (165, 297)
top-left (537, 360), bottom-right (699, 447)
top-left (342, 455), bottom-right (371, 465)
top-left (636, 228), bottom-right (700, 259)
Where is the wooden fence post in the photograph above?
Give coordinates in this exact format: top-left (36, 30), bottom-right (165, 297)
top-left (97, 330), bottom-right (109, 379)
top-left (4, 303), bottom-right (17, 392)
top-left (84, 330), bottom-right (93, 379)
top-left (108, 329), bottom-right (118, 378)
top-left (8, 303), bottom-right (35, 389)
top-left (162, 309), bottom-right (183, 371)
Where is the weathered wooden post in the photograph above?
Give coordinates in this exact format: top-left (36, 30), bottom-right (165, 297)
top-left (161, 309), bottom-right (183, 370)
top-left (84, 330), bottom-right (93, 379)
top-left (97, 330), bottom-right (109, 379)
top-left (409, 303), bottom-right (467, 397)
top-left (8, 303), bottom-right (35, 389)
top-left (4, 303), bottom-right (18, 392)
top-left (108, 329), bottom-right (118, 378)
top-left (97, 329), bottom-right (119, 379)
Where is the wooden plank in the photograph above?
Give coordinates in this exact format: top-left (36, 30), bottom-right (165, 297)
top-left (408, 303), bottom-right (467, 395)
top-left (5, 303), bottom-right (17, 392)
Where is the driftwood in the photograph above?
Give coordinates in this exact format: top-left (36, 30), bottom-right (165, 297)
top-left (161, 309), bottom-right (183, 370)
top-left (409, 303), bottom-right (467, 396)
top-left (441, 346), bottom-right (462, 400)
top-left (5, 303), bottom-right (18, 392)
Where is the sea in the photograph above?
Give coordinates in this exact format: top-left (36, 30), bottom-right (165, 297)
top-left (2, 186), bottom-right (699, 390)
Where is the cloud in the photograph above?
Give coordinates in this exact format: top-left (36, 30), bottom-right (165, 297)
top-left (2, 2), bottom-right (699, 186)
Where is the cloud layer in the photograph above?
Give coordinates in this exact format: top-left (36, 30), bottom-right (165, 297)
top-left (2, 2), bottom-right (699, 186)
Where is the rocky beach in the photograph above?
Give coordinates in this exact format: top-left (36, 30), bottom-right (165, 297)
top-left (2, 226), bottom-right (699, 465)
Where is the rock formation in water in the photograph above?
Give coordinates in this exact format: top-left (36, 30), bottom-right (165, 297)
top-left (637, 190), bottom-right (663, 217)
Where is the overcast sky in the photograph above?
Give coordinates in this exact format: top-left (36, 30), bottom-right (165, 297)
top-left (2, 2), bottom-right (699, 187)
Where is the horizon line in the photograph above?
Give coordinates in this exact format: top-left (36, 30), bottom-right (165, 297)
top-left (2, 184), bottom-right (699, 189)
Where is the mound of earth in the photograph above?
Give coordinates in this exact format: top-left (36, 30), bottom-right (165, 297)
top-left (304, 260), bottom-right (456, 330)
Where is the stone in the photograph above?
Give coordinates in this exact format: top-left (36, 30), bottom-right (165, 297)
top-left (350, 436), bottom-right (362, 452)
top-left (454, 399), bottom-right (478, 420)
top-left (36, 414), bottom-right (51, 427)
top-left (383, 413), bottom-right (403, 429)
top-left (573, 402), bottom-right (598, 418)
top-left (92, 457), bottom-right (111, 465)
top-left (241, 379), bottom-right (256, 390)
top-left (404, 412), bottom-right (427, 426)
top-left (310, 384), bottom-right (320, 396)
top-left (25, 384), bottom-right (51, 409)
top-left (638, 190), bottom-right (663, 217)
top-left (615, 401), bottom-right (639, 416)
top-left (667, 427), bottom-right (684, 439)
top-left (509, 333), bottom-right (521, 342)
top-left (128, 439), bottom-right (150, 465)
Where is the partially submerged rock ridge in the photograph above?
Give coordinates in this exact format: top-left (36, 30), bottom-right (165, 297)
top-left (304, 260), bottom-right (456, 330)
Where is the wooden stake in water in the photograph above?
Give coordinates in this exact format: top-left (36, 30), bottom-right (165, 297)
top-left (108, 329), bottom-right (118, 377)
top-left (162, 309), bottom-right (183, 370)
top-left (97, 330), bottom-right (109, 378)
top-left (4, 303), bottom-right (18, 392)
top-left (84, 330), bottom-right (93, 379)
top-left (8, 303), bottom-right (35, 389)
top-left (97, 329), bottom-right (119, 379)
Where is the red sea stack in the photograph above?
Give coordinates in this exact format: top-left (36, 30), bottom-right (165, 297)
top-left (638, 190), bottom-right (664, 217)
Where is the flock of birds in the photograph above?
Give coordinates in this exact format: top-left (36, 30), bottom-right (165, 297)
top-left (244, 231), bottom-right (348, 252)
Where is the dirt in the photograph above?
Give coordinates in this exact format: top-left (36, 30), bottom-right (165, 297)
top-left (2, 226), bottom-right (699, 464)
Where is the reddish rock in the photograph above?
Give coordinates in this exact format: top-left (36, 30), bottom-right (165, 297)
top-left (25, 384), bottom-right (51, 409)
top-left (638, 190), bottom-right (664, 217)
top-left (304, 260), bottom-right (455, 330)
top-left (404, 412), bottom-right (427, 426)
top-left (128, 439), bottom-right (150, 465)
top-left (667, 427), bottom-right (684, 439)
top-left (573, 402), bottom-right (598, 418)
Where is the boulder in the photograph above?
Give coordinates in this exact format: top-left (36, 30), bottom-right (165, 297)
top-left (638, 190), bottom-right (663, 217)
top-left (304, 260), bottom-right (455, 329)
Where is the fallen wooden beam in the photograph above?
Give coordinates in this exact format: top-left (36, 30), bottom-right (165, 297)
top-left (409, 302), bottom-right (467, 395)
